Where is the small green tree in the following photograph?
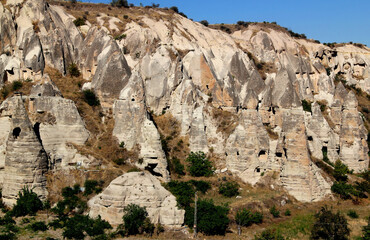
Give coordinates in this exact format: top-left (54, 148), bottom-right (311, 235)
top-left (310, 206), bottom-right (350, 240)
top-left (187, 151), bottom-right (213, 177)
top-left (185, 199), bottom-right (229, 235)
top-left (68, 62), bottom-right (81, 77)
top-left (11, 187), bottom-right (43, 217)
top-left (122, 204), bottom-right (148, 236)
top-left (165, 181), bottom-right (194, 208)
top-left (219, 181), bottom-right (239, 197)
top-left (333, 160), bottom-right (349, 182)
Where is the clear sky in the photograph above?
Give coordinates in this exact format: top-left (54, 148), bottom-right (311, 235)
top-left (83, 0), bottom-right (370, 46)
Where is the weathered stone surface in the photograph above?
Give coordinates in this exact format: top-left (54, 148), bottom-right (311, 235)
top-left (113, 74), bottom-right (170, 181)
top-left (89, 172), bottom-right (184, 226)
top-left (2, 96), bottom-right (48, 206)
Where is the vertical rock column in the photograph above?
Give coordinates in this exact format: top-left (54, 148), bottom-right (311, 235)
top-left (2, 96), bottom-right (48, 206)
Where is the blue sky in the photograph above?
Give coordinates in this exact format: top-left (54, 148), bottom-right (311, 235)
top-left (83, 0), bottom-right (370, 46)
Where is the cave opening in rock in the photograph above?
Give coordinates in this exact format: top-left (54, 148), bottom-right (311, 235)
top-left (12, 127), bottom-right (21, 139)
top-left (258, 150), bottom-right (266, 157)
top-left (308, 136), bottom-right (313, 141)
top-left (145, 163), bottom-right (163, 177)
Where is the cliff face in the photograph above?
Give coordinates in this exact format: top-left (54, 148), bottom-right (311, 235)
top-left (0, 0), bottom-right (369, 206)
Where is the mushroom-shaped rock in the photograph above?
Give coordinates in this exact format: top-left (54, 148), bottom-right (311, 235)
top-left (88, 172), bottom-right (185, 227)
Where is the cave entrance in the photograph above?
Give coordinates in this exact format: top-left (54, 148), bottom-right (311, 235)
top-left (145, 163), bottom-right (163, 177)
top-left (12, 127), bottom-right (21, 139)
top-left (34, 122), bottom-right (42, 143)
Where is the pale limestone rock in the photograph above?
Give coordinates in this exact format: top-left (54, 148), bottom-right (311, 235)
top-left (2, 96), bottom-right (48, 206)
top-left (339, 92), bottom-right (369, 171)
top-left (113, 74), bottom-right (169, 181)
top-left (88, 172), bottom-right (184, 227)
top-left (226, 109), bottom-right (269, 185)
top-left (279, 108), bottom-right (332, 202)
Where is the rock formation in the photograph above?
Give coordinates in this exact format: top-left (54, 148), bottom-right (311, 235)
top-left (2, 96), bottom-right (48, 206)
top-left (88, 172), bottom-right (185, 227)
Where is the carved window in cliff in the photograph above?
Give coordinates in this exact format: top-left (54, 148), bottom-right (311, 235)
top-left (12, 127), bottom-right (21, 139)
top-left (258, 150), bottom-right (266, 157)
top-left (308, 136), bottom-right (313, 141)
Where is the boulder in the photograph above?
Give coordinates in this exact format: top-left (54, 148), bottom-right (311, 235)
top-left (88, 172), bottom-right (185, 227)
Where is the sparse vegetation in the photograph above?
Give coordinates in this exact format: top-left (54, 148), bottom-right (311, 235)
top-left (73, 17), bottom-right (86, 27)
top-left (200, 20), bottom-right (209, 27)
top-left (254, 229), bottom-right (285, 240)
top-left (68, 62), bottom-right (81, 77)
top-left (219, 181), bottom-right (239, 197)
top-left (270, 206), bottom-right (280, 218)
top-left (111, 0), bottom-right (128, 8)
top-left (235, 208), bottom-right (263, 234)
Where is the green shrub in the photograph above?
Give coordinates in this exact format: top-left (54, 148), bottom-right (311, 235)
top-left (236, 208), bottom-right (263, 228)
top-left (113, 158), bottom-right (125, 165)
top-left (73, 17), bottom-right (86, 27)
top-left (83, 180), bottom-right (103, 196)
top-left (321, 147), bottom-right (333, 166)
top-left (185, 199), bottom-right (229, 235)
top-left (170, 6), bottom-right (179, 13)
top-left (200, 20), bottom-right (209, 26)
top-left (127, 167), bottom-right (141, 173)
top-left (347, 210), bottom-right (359, 219)
top-left (83, 89), bottom-right (100, 106)
top-left (29, 221), bottom-right (48, 232)
top-left (331, 181), bottom-right (354, 199)
top-left (254, 229), bottom-right (285, 240)
top-left (111, 0), bottom-right (128, 7)
top-left (11, 81), bottom-right (23, 91)
top-left (270, 206), bottom-right (280, 218)
top-left (284, 209), bottom-right (291, 216)
top-left (165, 181), bottom-right (194, 208)
top-left (171, 157), bottom-right (185, 176)
top-left (68, 62), bottom-right (80, 77)
top-left (301, 100), bottom-right (312, 112)
top-left (119, 142), bottom-right (125, 148)
top-left (10, 187), bottom-right (43, 217)
top-left (219, 181), bottom-right (239, 197)
top-left (189, 180), bottom-right (211, 194)
top-left (187, 151), bottom-right (213, 177)
top-left (333, 160), bottom-right (349, 182)
top-left (51, 185), bottom-right (86, 218)
top-left (141, 218), bottom-right (155, 236)
top-left (122, 204), bottom-right (148, 236)
top-left (63, 214), bottom-right (111, 239)
top-left (310, 206), bottom-right (350, 240)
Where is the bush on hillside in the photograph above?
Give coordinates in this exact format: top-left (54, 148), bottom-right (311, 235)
top-left (270, 206), bottom-right (280, 218)
top-left (111, 0), bottom-right (128, 8)
top-left (73, 17), bottom-right (86, 27)
top-left (235, 208), bottom-right (263, 228)
top-left (68, 63), bottom-right (81, 77)
top-left (187, 151), bottom-right (213, 177)
top-left (185, 199), bottom-right (229, 235)
top-left (122, 204), bottom-right (150, 236)
top-left (83, 89), bottom-right (100, 106)
top-left (301, 100), bottom-right (312, 112)
top-left (165, 181), bottom-right (194, 208)
top-left (219, 181), bottom-right (239, 197)
top-left (10, 187), bottom-right (43, 217)
top-left (310, 206), bottom-right (350, 240)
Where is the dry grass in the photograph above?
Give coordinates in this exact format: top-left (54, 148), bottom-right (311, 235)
top-left (263, 124), bottom-right (279, 140)
top-left (211, 107), bottom-right (239, 137)
top-left (45, 66), bottom-right (139, 170)
top-left (152, 112), bottom-right (190, 177)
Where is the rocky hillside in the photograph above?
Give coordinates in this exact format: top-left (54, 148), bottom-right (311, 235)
top-left (0, 0), bottom-right (369, 229)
